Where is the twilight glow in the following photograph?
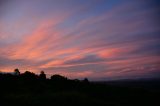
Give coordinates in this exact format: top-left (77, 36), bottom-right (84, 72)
top-left (0, 0), bottom-right (160, 80)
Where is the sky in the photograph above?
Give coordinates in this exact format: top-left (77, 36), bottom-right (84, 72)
top-left (0, 0), bottom-right (160, 80)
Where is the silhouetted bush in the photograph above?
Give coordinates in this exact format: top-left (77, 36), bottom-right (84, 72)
top-left (83, 78), bottom-right (89, 83)
top-left (51, 74), bottom-right (68, 81)
top-left (20, 71), bottom-right (38, 80)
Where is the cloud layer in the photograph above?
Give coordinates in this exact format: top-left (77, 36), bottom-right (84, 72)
top-left (0, 0), bottom-right (160, 80)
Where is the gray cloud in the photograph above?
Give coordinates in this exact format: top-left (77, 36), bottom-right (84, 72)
top-left (64, 54), bottom-right (105, 65)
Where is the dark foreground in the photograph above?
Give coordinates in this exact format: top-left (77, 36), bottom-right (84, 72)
top-left (0, 72), bottom-right (159, 106)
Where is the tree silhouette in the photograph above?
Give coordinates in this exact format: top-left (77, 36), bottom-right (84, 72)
top-left (39, 71), bottom-right (46, 80)
top-left (14, 68), bottom-right (20, 76)
top-left (83, 78), bottom-right (89, 83)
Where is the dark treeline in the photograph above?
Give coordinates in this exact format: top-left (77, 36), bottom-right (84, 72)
top-left (0, 68), bottom-right (88, 82)
top-left (0, 69), bottom-right (159, 106)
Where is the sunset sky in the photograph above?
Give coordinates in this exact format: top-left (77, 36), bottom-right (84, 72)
top-left (0, 0), bottom-right (160, 80)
